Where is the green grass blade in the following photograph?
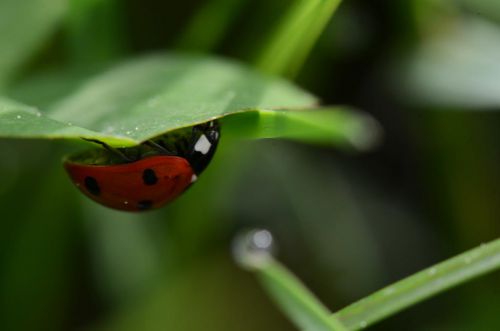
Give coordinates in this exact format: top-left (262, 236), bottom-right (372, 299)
top-left (258, 260), bottom-right (348, 331)
top-left (332, 239), bottom-right (500, 330)
top-left (176, 0), bottom-right (247, 51)
top-left (234, 230), bottom-right (347, 331)
top-left (255, 0), bottom-right (342, 78)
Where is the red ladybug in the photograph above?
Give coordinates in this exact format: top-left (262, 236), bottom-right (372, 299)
top-left (64, 121), bottom-right (220, 211)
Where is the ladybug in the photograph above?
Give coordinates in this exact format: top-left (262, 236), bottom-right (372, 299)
top-left (64, 121), bottom-right (220, 211)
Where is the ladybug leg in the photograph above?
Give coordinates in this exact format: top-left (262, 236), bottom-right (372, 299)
top-left (82, 138), bottom-right (133, 162)
top-left (145, 140), bottom-right (176, 156)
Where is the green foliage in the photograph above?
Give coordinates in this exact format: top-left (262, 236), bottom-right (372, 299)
top-left (0, 0), bottom-right (66, 87)
top-left (258, 262), bottom-right (347, 331)
top-left (1, 54), bottom-right (377, 149)
top-left (333, 239), bottom-right (500, 330)
top-left (242, 237), bottom-right (500, 331)
top-left (255, 0), bottom-right (342, 78)
top-left (0, 97), bottom-right (118, 142)
top-left (0, 0), bottom-right (499, 330)
top-left (0, 54), bottom-right (313, 145)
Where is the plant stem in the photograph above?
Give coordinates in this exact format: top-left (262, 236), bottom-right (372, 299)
top-left (256, 259), bottom-right (347, 331)
top-left (332, 238), bottom-right (500, 330)
top-left (254, 0), bottom-right (342, 79)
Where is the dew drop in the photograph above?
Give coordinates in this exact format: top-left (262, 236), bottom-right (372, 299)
top-left (254, 230), bottom-right (273, 248)
top-left (232, 229), bottom-right (275, 270)
top-left (359, 321), bottom-right (367, 329)
top-left (135, 126), bottom-right (139, 131)
top-left (16, 115), bottom-right (22, 119)
top-left (428, 268), bottom-right (437, 276)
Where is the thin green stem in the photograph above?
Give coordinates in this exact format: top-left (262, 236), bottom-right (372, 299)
top-left (332, 239), bottom-right (500, 330)
top-left (256, 259), bottom-right (347, 331)
top-left (254, 0), bottom-right (342, 78)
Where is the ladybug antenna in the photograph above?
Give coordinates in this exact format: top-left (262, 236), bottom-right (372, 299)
top-left (82, 138), bottom-right (133, 162)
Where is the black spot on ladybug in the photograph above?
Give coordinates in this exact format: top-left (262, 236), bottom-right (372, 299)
top-left (137, 200), bottom-right (153, 210)
top-left (142, 168), bottom-right (158, 185)
top-left (84, 176), bottom-right (100, 196)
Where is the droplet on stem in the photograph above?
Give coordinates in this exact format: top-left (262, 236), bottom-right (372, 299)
top-left (232, 229), bottom-right (275, 270)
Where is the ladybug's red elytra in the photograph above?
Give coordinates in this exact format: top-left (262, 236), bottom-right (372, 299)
top-left (64, 121), bottom-right (220, 212)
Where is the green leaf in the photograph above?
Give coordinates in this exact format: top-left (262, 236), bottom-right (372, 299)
top-left (7, 64), bottom-right (108, 109)
top-left (45, 54), bottom-right (313, 141)
top-left (255, 0), bottom-right (342, 78)
top-left (222, 107), bottom-right (381, 150)
top-left (1, 54), bottom-right (378, 150)
top-left (0, 97), bottom-right (131, 145)
top-left (47, 54), bottom-right (317, 145)
top-left (0, 0), bottom-right (66, 87)
top-left (333, 238), bottom-right (500, 330)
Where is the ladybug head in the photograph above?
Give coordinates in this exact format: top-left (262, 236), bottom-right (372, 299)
top-left (187, 120), bottom-right (220, 175)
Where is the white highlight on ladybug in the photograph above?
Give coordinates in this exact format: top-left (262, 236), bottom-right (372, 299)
top-left (194, 134), bottom-right (211, 155)
top-left (191, 174), bottom-right (198, 183)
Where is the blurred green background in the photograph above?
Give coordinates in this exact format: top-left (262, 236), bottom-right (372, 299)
top-left (1, 0), bottom-right (499, 330)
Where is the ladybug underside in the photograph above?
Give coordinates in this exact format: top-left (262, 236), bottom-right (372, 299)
top-left (64, 121), bottom-right (220, 212)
